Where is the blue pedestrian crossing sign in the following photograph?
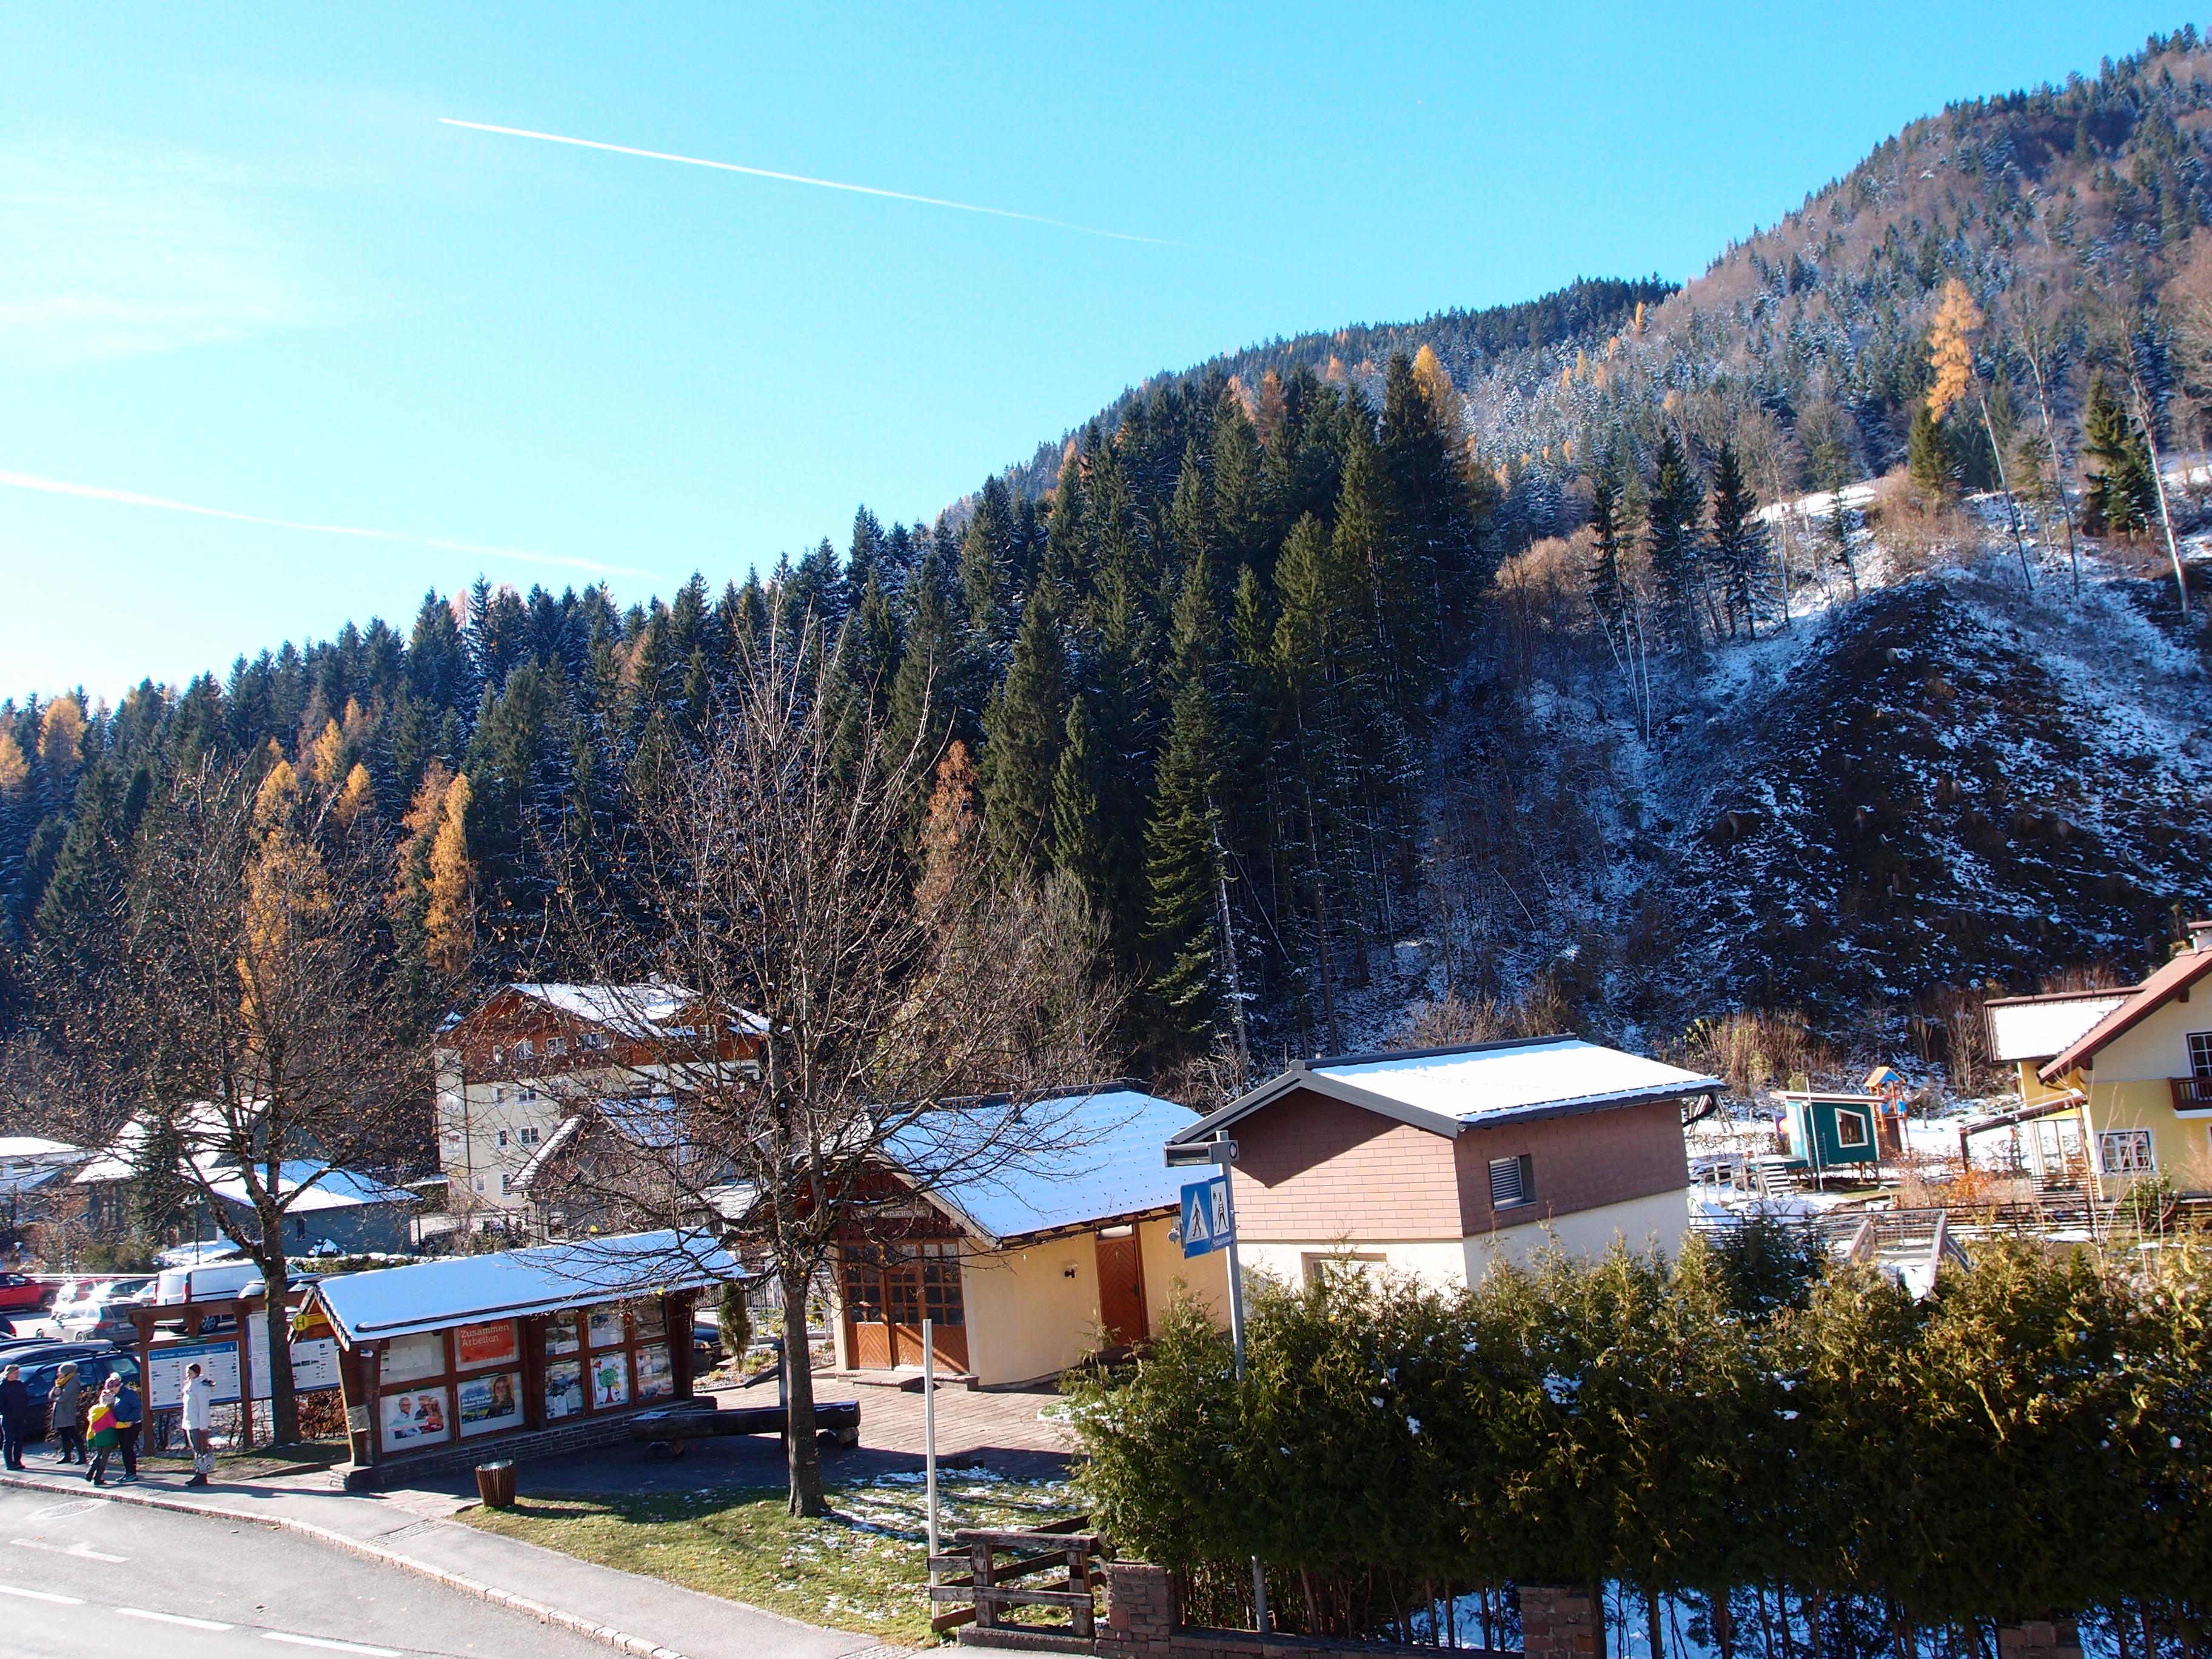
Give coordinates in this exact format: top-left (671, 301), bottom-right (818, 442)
top-left (1181, 1176), bottom-right (1232, 1259)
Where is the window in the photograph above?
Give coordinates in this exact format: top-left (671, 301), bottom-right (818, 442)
top-left (520, 1088), bottom-right (538, 1103)
top-left (520, 1126), bottom-right (540, 1147)
top-left (517, 1039), bottom-right (534, 1062)
top-left (2190, 1032), bottom-right (2212, 1080)
top-left (1835, 1110), bottom-right (1870, 1148)
top-left (2099, 1129), bottom-right (2156, 1175)
top-left (494, 1087), bottom-right (508, 1104)
top-left (496, 1173), bottom-right (509, 1195)
top-left (580, 1031), bottom-right (609, 1051)
top-left (1489, 1155), bottom-right (1533, 1208)
top-left (497, 1131), bottom-right (509, 1150)
top-left (472, 1176), bottom-right (485, 1193)
top-left (547, 1037), bottom-right (569, 1057)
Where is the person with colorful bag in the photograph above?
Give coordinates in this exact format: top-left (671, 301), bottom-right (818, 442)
top-left (84, 1377), bottom-right (121, 1486)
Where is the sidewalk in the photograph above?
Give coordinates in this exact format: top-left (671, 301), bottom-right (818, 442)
top-left (0, 1453), bottom-right (895, 1659)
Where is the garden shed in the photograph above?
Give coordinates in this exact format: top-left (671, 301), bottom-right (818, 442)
top-left (306, 1228), bottom-right (742, 1489)
top-left (1778, 1091), bottom-right (1882, 1181)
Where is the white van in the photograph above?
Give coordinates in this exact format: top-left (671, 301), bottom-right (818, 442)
top-left (155, 1261), bottom-right (262, 1304)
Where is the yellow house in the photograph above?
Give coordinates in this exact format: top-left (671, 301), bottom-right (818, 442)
top-left (1980, 988), bottom-right (2128, 1185)
top-left (2034, 923), bottom-right (2212, 1200)
top-left (828, 1090), bottom-right (1229, 1389)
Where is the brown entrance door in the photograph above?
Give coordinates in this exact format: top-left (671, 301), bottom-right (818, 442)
top-left (1095, 1230), bottom-right (1147, 1347)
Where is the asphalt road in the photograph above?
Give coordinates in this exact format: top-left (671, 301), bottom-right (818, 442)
top-left (0, 1486), bottom-right (615, 1659)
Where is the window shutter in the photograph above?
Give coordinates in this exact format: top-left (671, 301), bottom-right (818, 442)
top-left (1489, 1156), bottom-right (1526, 1207)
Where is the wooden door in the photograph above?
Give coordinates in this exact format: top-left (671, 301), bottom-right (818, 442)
top-left (1095, 1231), bottom-right (1147, 1347)
top-left (841, 1248), bottom-right (893, 1369)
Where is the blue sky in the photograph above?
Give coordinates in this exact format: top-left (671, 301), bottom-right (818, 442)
top-left (0, 2), bottom-right (2179, 700)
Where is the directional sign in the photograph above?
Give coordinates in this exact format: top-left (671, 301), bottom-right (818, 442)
top-left (1181, 1176), bottom-right (1232, 1259)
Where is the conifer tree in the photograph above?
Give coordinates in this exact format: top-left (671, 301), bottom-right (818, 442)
top-left (1141, 551), bottom-right (1235, 1051)
top-left (980, 583), bottom-right (1070, 883)
top-left (1907, 401), bottom-right (1955, 503)
top-left (1050, 695), bottom-right (1107, 910)
top-left (1646, 431), bottom-right (1708, 652)
top-left (1587, 469), bottom-right (1628, 640)
top-left (1708, 440), bottom-right (1772, 639)
top-left (2080, 370), bottom-right (2157, 536)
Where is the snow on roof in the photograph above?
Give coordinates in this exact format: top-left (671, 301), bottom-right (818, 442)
top-left (72, 1103), bottom-right (244, 1184)
top-left (889, 1090), bottom-right (1204, 1247)
top-left (0, 1137), bottom-right (85, 1161)
top-left (1983, 991), bottom-right (2129, 1062)
top-left (2043, 943), bottom-right (2212, 1080)
top-left (1175, 1037), bottom-right (1723, 1142)
top-left (312, 1228), bottom-right (743, 1342)
top-left (1314, 1040), bottom-right (1718, 1124)
top-left (492, 982), bottom-right (770, 1039)
top-left (203, 1162), bottom-right (418, 1214)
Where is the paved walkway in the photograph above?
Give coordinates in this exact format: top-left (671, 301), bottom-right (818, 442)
top-left (0, 1452), bottom-right (891, 1659)
top-left (0, 1371), bottom-right (1076, 1655)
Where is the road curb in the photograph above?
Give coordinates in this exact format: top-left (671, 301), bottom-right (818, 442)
top-left (0, 1470), bottom-right (698, 1659)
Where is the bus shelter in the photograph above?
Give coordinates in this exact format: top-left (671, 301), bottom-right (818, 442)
top-left (305, 1228), bottom-right (743, 1489)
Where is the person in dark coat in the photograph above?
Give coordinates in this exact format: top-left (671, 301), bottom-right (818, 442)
top-left (47, 1363), bottom-right (85, 1465)
top-left (0, 1364), bottom-right (30, 1470)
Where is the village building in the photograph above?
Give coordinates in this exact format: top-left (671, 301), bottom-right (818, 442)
top-left (511, 1094), bottom-right (742, 1243)
top-left (1978, 986), bottom-right (2128, 1185)
top-left (2028, 922), bottom-right (2212, 1199)
top-left (826, 1089), bottom-right (1228, 1389)
top-left (1164, 1037), bottom-right (1723, 1288)
top-left (435, 982), bottom-right (765, 1233)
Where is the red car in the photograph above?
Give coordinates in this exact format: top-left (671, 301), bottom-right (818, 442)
top-left (0, 1273), bottom-right (52, 1313)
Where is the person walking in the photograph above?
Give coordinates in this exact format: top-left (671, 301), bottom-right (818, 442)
top-left (0, 1364), bottom-right (30, 1470)
top-left (47, 1362), bottom-right (85, 1466)
top-left (181, 1362), bottom-right (215, 1487)
top-left (84, 1377), bottom-right (121, 1486)
top-left (110, 1372), bottom-right (142, 1484)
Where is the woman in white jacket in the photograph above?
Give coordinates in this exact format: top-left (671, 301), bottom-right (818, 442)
top-left (181, 1362), bottom-right (216, 1487)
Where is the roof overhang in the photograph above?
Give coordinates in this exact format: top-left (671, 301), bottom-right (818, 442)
top-left (2041, 949), bottom-right (2212, 1082)
top-left (1166, 1060), bottom-right (1721, 1150)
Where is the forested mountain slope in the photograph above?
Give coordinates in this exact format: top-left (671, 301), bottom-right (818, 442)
top-left (7, 31), bottom-right (2212, 1096)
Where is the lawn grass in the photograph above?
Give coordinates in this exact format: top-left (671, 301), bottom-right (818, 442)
top-left (461, 1466), bottom-right (1083, 1645)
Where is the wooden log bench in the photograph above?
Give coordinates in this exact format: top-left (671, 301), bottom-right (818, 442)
top-left (629, 1398), bottom-right (862, 1458)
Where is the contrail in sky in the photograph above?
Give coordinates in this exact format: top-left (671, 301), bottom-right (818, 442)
top-left (440, 116), bottom-right (1239, 255)
top-left (0, 469), bottom-right (648, 579)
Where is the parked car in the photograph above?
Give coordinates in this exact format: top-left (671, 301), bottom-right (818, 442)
top-left (53, 1277), bottom-right (155, 1341)
top-left (0, 1272), bottom-right (51, 1314)
top-left (3, 1342), bottom-right (143, 1441)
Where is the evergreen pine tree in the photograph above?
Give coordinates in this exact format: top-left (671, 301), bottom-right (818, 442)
top-left (1646, 431), bottom-right (1708, 653)
top-left (1050, 695), bottom-right (1107, 910)
top-left (2080, 370), bottom-right (2157, 537)
top-left (1587, 468), bottom-right (1628, 640)
top-left (979, 583), bottom-right (1070, 883)
top-left (1708, 440), bottom-right (1773, 639)
top-left (1908, 401), bottom-right (1955, 503)
top-left (1141, 551), bottom-right (1233, 1050)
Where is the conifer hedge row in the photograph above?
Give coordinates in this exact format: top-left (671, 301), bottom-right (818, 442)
top-left (1065, 1232), bottom-right (2212, 1643)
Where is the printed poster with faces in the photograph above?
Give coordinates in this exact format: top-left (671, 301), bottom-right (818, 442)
top-left (380, 1385), bottom-right (452, 1453)
top-left (458, 1370), bottom-right (525, 1437)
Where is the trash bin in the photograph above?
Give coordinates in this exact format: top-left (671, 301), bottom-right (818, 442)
top-left (475, 1460), bottom-right (517, 1509)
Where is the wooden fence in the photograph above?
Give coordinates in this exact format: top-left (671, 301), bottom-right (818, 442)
top-left (928, 1517), bottom-right (1105, 1638)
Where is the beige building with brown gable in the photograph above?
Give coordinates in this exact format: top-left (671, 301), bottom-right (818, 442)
top-left (2031, 922), bottom-right (2212, 1199)
top-left (1165, 1036), bottom-right (1723, 1288)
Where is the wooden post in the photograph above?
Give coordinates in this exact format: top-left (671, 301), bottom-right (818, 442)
top-left (970, 1538), bottom-right (996, 1631)
top-left (1068, 1539), bottom-right (1094, 1639)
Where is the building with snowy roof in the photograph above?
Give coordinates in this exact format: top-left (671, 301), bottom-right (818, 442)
top-left (2012, 922), bottom-right (2212, 1201)
top-left (1164, 1036), bottom-right (1723, 1287)
top-left (435, 982), bottom-right (765, 1233)
top-left (1974, 985), bottom-right (2128, 1185)
top-left (825, 1087), bottom-right (1228, 1389)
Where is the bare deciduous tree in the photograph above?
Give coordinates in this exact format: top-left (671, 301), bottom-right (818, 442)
top-left (15, 754), bottom-right (438, 1445)
top-left (563, 613), bottom-right (1122, 1517)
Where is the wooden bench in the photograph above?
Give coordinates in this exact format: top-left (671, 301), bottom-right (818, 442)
top-left (629, 1398), bottom-right (860, 1457)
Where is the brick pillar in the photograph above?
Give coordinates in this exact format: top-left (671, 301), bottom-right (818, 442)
top-left (1101, 1561), bottom-right (1178, 1659)
top-left (1521, 1586), bottom-right (1603, 1659)
top-left (1997, 1620), bottom-right (2082, 1659)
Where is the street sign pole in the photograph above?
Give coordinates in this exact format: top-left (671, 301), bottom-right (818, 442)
top-left (923, 1315), bottom-right (939, 1581)
top-left (1207, 1135), bottom-right (1267, 1635)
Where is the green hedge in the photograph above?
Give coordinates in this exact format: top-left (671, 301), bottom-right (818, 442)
top-left (1065, 1231), bottom-right (2212, 1641)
